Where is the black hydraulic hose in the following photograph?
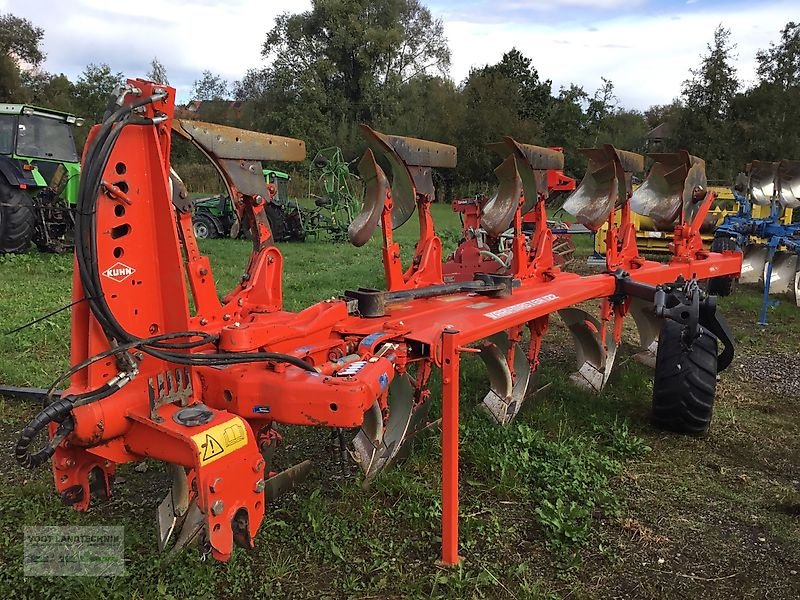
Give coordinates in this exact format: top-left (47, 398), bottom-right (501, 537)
top-left (15, 397), bottom-right (76, 469)
top-left (15, 91), bottom-right (321, 470)
top-left (72, 95), bottom-right (317, 370)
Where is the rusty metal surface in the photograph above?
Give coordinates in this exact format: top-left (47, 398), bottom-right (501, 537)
top-left (481, 155), bottom-right (523, 237)
top-left (351, 373), bottom-right (415, 482)
top-left (368, 128), bottom-right (457, 169)
top-left (479, 333), bottom-right (531, 425)
top-left (562, 146), bottom-right (622, 229)
top-left (360, 124), bottom-right (417, 229)
top-left (265, 460), bottom-right (313, 503)
top-left (505, 139), bottom-right (563, 170)
top-left (349, 149), bottom-right (388, 246)
top-left (217, 158), bottom-right (270, 198)
top-left (558, 307), bottom-right (618, 392)
top-left (682, 157), bottom-right (708, 224)
top-left (778, 159), bottom-right (800, 208)
top-left (172, 119), bottom-right (305, 162)
top-left (748, 160), bottom-right (778, 206)
top-left (616, 149), bottom-right (645, 175)
top-left (501, 138), bottom-right (564, 212)
top-left (630, 151), bottom-right (706, 226)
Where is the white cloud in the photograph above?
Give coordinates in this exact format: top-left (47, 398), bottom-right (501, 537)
top-left (1, 0), bottom-right (312, 101)
top-left (443, 1), bottom-right (796, 109)
top-left (1, 0), bottom-right (795, 110)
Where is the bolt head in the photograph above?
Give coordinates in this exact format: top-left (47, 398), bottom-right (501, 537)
top-left (199, 318), bottom-right (208, 326)
top-left (254, 479), bottom-right (266, 493)
top-left (211, 500), bottom-right (224, 516)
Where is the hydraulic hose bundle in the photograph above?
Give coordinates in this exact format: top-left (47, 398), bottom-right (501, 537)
top-left (15, 88), bottom-right (313, 470)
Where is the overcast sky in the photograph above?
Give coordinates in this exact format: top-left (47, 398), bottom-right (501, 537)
top-left (1, 0), bottom-right (796, 110)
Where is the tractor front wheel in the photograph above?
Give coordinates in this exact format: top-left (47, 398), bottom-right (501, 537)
top-left (0, 183), bottom-right (35, 253)
top-left (707, 237), bottom-right (738, 296)
top-left (651, 319), bottom-right (718, 435)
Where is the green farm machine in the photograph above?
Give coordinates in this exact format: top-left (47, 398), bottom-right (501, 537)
top-left (191, 146), bottom-right (364, 243)
top-left (0, 104), bottom-right (83, 253)
top-left (305, 147), bottom-right (363, 241)
top-left (191, 169), bottom-right (305, 242)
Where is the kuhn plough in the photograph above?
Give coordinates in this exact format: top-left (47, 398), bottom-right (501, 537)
top-left (15, 80), bottom-right (741, 564)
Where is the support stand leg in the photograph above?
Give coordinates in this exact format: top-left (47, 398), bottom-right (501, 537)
top-left (759, 246), bottom-right (777, 326)
top-left (441, 328), bottom-right (461, 565)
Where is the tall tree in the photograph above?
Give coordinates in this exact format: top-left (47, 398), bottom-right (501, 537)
top-left (682, 25), bottom-right (739, 121)
top-left (0, 13), bottom-right (44, 66)
top-left (756, 21), bottom-right (800, 89)
top-left (543, 84), bottom-right (590, 175)
top-left (470, 48), bottom-right (552, 121)
top-left (0, 13), bottom-right (45, 100)
top-left (75, 63), bottom-right (125, 123)
top-left (20, 71), bottom-right (76, 113)
top-left (733, 22), bottom-right (800, 163)
top-left (191, 70), bottom-right (229, 101)
top-left (146, 57), bottom-right (169, 85)
top-left (673, 25), bottom-right (740, 179)
top-left (262, 0), bottom-right (450, 130)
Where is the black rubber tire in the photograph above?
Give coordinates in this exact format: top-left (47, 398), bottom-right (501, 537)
top-left (0, 183), bottom-right (35, 254)
top-left (652, 319), bottom-right (718, 435)
top-left (707, 237), bottom-right (737, 296)
top-left (266, 204), bottom-right (288, 242)
top-left (192, 213), bottom-right (218, 240)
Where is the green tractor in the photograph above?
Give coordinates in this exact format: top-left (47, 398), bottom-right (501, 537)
top-left (0, 104), bottom-right (83, 253)
top-left (192, 169), bottom-right (305, 242)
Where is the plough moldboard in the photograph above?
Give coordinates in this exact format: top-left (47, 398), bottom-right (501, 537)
top-left (14, 80), bottom-right (742, 564)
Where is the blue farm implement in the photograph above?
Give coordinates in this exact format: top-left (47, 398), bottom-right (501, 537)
top-left (709, 160), bottom-right (800, 324)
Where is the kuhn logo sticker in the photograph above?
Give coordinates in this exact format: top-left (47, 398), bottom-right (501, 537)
top-left (102, 262), bottom-right (136, 283)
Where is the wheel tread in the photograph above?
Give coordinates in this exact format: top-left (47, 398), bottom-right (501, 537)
top-left (651, 320), bottom-right (719, 435)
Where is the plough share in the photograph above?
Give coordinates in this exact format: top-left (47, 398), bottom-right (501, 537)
top-left (15, 81), bottom-right (741, 564)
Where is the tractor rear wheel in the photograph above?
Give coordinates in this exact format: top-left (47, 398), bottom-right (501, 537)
top-left (0, 183), bottom-right (35, 253)
top-left (266, 204), bottom-right (288, 242)
top-left (651, 319), bottom-right (718, 435)
top-left (192, 214), bottom-right (218, 240)
top-left (707, 237), bottom-right (737, 296)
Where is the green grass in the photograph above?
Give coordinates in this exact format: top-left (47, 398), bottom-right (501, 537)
top-left (1, 207), bottom-right (799, 599)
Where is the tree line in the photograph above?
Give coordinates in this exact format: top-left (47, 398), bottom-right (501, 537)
top-left (1, 3), bottom-right (798, 193)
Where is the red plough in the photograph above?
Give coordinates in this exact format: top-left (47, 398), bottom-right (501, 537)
top-left (15, 80), bottom-right (740, 564)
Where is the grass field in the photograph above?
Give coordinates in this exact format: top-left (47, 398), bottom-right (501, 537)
top-left (1, 204), bottom-right (799, 599)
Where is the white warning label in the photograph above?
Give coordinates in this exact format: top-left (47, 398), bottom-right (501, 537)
top-left (484, 294), bottom-right (559, 320)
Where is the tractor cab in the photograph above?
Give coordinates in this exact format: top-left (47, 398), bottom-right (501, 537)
top-left (0, 105), bottom-right (84, 253)
top-left (263, 168), bottom-right (290, 203)
top-left (0, 104), bottom-right (82, 167)
top-left (0, 104), bottom-right (82, 203)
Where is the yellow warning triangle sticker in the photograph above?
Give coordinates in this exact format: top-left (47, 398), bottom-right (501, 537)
top-left (202, 434), bottom-right (225, 461)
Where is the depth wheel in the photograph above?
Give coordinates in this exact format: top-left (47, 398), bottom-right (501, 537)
top-left (0, 183), bottom-right (34, 253)
top-left (652, 319), bottom-right (718, 435)
top-left (707, 237), bottom-right (737, 296)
